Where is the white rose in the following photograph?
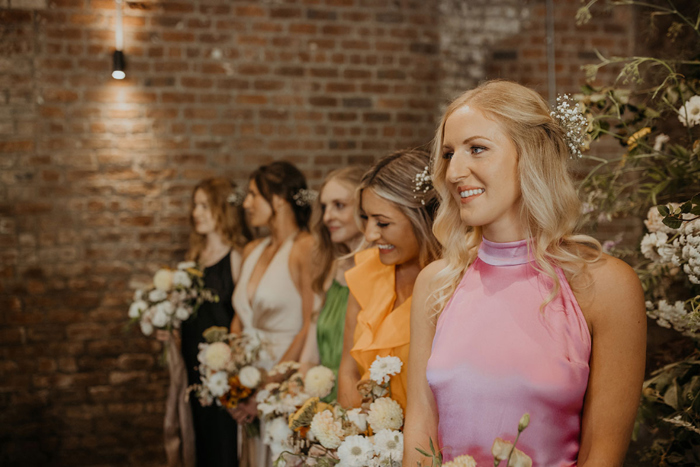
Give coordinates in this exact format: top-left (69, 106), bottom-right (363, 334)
top-left (177, 261), bottom-right (196, 270)
top-left (151, 306), bottom-right (169, 328)
top-left (175, 306), bottom-right (190, 321)
top-left (239, 366), bottom-right (262, 389)
top-left (148, 289), bottom-right (167, 302)
top-left (128, 300), bottom-right (147, 319)
top-left (140, 320), bottom-right (154, 336)
top-left (172, 270), bottom-right (192, 288)
top-left (153, 269), bottom-right (174, 291)
top-left (204, 342), bottom-right (232, 371)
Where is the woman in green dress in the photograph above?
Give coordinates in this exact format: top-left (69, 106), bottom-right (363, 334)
top-left (299, 166), bottom-right (366, 401)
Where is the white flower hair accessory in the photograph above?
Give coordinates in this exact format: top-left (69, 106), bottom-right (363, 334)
top-left (226, 186), bottom-right (245, 207)
top-left (550, 94), bottom-right (589, 159)
top-left (413, 165), bottom-right (433, 205)
top-left (292, 188), bottom-right (318, 207)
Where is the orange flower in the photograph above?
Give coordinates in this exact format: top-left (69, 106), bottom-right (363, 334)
top-left (218, 375), bottom-right (253, 408)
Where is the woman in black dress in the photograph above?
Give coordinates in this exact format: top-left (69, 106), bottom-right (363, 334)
top-left (163, 178), bottom-right (250, 467)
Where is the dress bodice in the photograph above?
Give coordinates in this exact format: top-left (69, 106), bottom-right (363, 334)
top-left (316, 280), bottom-right (349, 402)
top-left (232, 236), bottom-right (303, 370)
top-left (181, 251), bottom-right (236, 386)
top-left (346, 248), bottom-right (411, 410)
top-left (426, 238), bottom-right (591, 465)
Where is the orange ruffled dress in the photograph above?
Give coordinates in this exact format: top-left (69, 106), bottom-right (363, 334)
top-left (345, 248), bottom-right (411, 410)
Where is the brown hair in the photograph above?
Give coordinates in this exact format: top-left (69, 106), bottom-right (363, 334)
top-left (249, 160), bottom-right (312, 231)
top-left (186, 178), bottom-right (250, 262)
top-left (358, 149), bottom-right (441, 269)
top-left (311, 166), bottom-right (366, 294)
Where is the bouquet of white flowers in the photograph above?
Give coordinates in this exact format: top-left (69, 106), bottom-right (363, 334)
top-left (188, 326), bottom-right (265, 410)
top-left (128, 261), bottom-right (218, 336)
top-left (273, 355), bottom-right (405, 467)
top-left (255, 361), bottom-right (336, 458)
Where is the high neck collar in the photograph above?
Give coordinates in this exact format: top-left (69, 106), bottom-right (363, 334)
top-left (477, 237), bottom-right (533, 266)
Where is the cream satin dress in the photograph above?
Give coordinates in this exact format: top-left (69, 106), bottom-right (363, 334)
top-left (232, 235), bottom-right (303, 467)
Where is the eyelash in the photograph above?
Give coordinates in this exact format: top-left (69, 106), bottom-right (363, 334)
top-left (377, 222), bottom-right (389, 228)
top-left (442, 146), bottom-right (487, 159)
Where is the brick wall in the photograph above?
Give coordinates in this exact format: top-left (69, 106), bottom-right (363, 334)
top-left (0, 0), bottom-right (635, 465)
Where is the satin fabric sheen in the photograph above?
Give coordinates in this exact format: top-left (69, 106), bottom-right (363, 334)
top-left (346, 248), bottom-right (411, 410)
top-left (426, 238), bottom-right (591, 466)
top-left (316, 280), bottom-right (349, 402)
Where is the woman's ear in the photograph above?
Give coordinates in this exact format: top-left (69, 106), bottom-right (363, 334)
top-left (271, 193), bottom-right (285, 211)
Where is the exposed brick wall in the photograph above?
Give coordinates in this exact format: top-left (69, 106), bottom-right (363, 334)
top-left (0, 0), bottom-right (635, 465)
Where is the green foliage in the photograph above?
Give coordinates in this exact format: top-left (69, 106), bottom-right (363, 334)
top-left (575, 1), bottom-right (700, 464)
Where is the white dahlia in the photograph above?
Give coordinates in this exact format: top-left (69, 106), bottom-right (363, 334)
top-left (369, 355), bottom-right (403, 385)
top-left (367, 397), bottom-right (403, 432)
top-left (128, 300), bottom-right (147, 319)
top-left (304, 366), bottom-right (336, 398)
top-left (204, 342), bottom-right (232, 371)
top-left (172, 270), bottom-right (192, 288)
top-left (442, 455), bottom-right (478, 467)
top-left (310, 409), bottom-right (344, 449)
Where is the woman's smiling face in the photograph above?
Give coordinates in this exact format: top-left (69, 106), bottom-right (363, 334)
top-left (442, 104), bottom-right (523, 241)
top-left (360, 189), bottom-right (420, 267)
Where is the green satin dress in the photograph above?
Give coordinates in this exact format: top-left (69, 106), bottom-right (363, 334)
top-left (316, 280), bottom-right (349, 402)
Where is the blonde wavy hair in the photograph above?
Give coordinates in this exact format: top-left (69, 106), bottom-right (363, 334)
top-left (358, 149), bottom-right (441, 268)
top-left (311, 166), bottom-right (366, 294)
top-left (186, 178), bottom-right (250, 262)
top-left (430, 80), bottom-right (601, 316)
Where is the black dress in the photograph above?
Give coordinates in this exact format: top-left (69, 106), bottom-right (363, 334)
top-left (181, 251), bottom-right (238, 467)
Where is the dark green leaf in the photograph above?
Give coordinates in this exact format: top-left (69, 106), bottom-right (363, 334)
top-left (692, 194), bottom-right (700, 205)
top-left (662, 217), bottom-right (683, 229)
top-left (581, 84), bottom-right (595, 95)
top-left (657, 205), bottom-right (670, 217)
top-left (691, 205), bottom-right (700, 216)
top-left (681, 201), bottom-right (692, 214)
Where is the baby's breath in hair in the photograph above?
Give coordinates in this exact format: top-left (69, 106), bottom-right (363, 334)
top-left (550, 94), bottom-right (588, 158)
top-left (292, 188), bottom-right (318, 207)
top-left (413, 166), bottom-right (433, 205)
top-left (226, 186), bottom-right (245, 207)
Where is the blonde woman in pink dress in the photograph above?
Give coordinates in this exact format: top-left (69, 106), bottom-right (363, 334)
top-left (403, 81), bottom-right (646, 466)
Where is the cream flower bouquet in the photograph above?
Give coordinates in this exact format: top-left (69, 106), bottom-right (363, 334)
top-left (127, 261), bottom-right (218, 336)
top-left (187, 326), bottom-right (265, 410)
top-left (272, 355), bottom-right (405, 467)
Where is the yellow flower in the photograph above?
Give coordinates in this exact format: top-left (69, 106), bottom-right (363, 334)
top-left (627, 127), bottom-right (651, 150)
top-left (288, 397), bottom-right (319, 431)
top-left (186, 267), bottom-right (204, 277)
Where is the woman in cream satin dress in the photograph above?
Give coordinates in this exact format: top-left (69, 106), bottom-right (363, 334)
top-left (230, 161), bottom-right (316, 467)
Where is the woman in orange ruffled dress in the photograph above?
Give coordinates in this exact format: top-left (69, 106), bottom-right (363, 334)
top-left (337, 149), bottom-right (441, 410)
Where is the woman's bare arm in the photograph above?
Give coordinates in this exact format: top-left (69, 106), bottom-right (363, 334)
top-left (279, 234), bottom-right (315, 363)
top-left (337, 291), bottom-right (362, 408)
top-left (403, 260), bottom-right (444, 466)
top-left (576, 255), bottom-right (646, 466)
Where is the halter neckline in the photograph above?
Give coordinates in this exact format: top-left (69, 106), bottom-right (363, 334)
top-left (477, 237), bottom-right (533, 266)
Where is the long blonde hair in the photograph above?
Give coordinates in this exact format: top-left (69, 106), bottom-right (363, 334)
top-left (358, 149), bottom-right (441, 269)
top-left (430, 80), bottom-right (601, 316)
top-left (311, 166), bottom-right (366, 294)
top-left (186, 178), bottom-right (250, 262)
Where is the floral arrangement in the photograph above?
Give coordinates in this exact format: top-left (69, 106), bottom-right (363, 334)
top-left (575, 1), bottom-right (700, 463)
top-left (270, 355), bottom-right (404, 467)
top-left (128, 261), bottom-right (218, 336)
top-left (187, 326), bottom-right (264, 410)
top-left (417, 414), bottom-right (532, 467)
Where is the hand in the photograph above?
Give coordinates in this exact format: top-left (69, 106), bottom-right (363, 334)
top-left (156, 329), bottom-right (180, 345)
top-left (228, 396), bottom-right (258, 424)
